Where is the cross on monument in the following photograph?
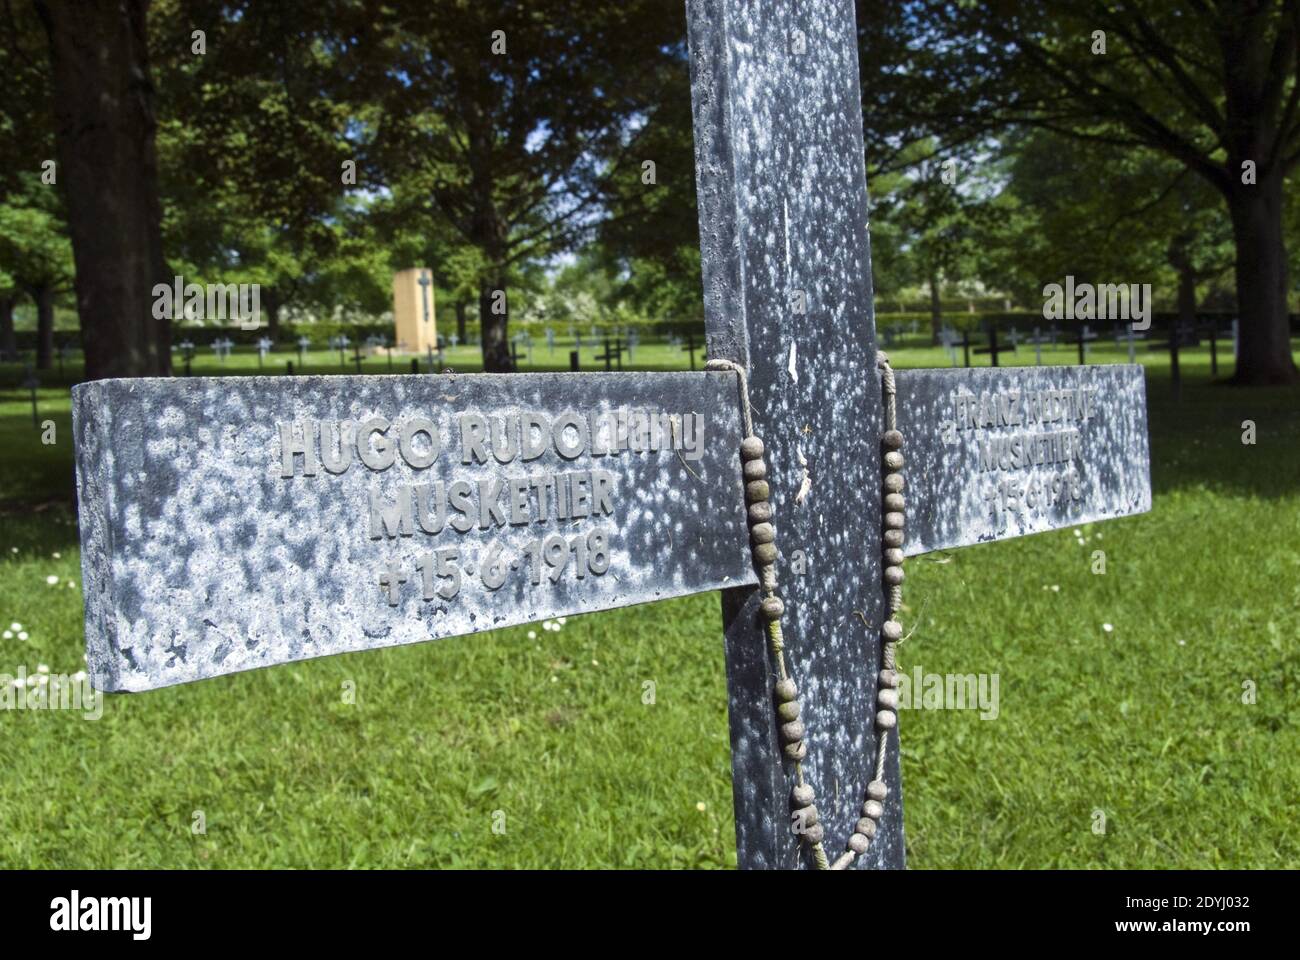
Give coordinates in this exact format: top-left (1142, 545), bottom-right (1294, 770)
top-left (67, 0), bottom-right (1151, 871)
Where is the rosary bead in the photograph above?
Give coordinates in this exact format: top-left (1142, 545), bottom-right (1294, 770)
top-left (783, 740), bottom-right (807, 761)
top-left (795, 804), bottom-right (820, 828)
top-left (848, 833), bottom-right (871, 855)
top-left (792, 783), bottom-right (815, 807)
top-left (878, 687), bottom-right (899, 710)
top-left (855, 817), bottom-right (878, 838)
top-left (760, 596), bottom-right (784, 620)
top-left (883, 451), bottom-right (905, 471)
top-left (879, 669), bottom-right (899, 689)
top-left (777, 700), bottom-right (801, 722)
top-left (883, 512), bottom-right (905, 532)
top-left (883, 429), bottom-right (904, 450)
top-left (883, 547), bottom-right (904, 566)
top-left (752, 542), bottom-right (778, 565)
top-left (781, 720), bottom-right (806, 743)
top-left (746, 479), bottom-right (770, 503)
top-left (867, 780), bottom-right (889, 801)
top-left (801, 823), bottom-right (825, 845)
top-left (750, 522), bottom-right (776, 545)
top-left (883, 565), bottom-right (904, 586)
top-left (862, 799), bottom-right (884, 820)
top-left (740, 436), bottom-right (765, 461)
top-left (882, 619), bottom-right (903, 641)
top-left (748, 500), bottom-right (773, 524)
top-left (775, 678), bottom-right (798, 702)
top-left (743, 459), bottom-right (768, 482)
top-left (883, 493), bottom-right (905, 512)
top-left (883, 473), bottom-right (905, 494)
top-left (882, 529), bottom-right (905, 549)
top-left (876, 709), bottom-right (897, 730)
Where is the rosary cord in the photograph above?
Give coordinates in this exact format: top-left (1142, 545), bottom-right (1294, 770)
top-left (706, 355), bottom-right (905, 872)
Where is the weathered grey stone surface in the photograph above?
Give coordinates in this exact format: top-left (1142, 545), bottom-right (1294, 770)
top-left (73, 372), bottom-right (754, 692)
top-left (689, 0), bottom-right (903, 870)
top-left (896, 365), bottom-right (1152, 555)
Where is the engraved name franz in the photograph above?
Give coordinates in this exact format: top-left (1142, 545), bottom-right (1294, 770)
top-left (946, 387), bottom-right (1102, 522)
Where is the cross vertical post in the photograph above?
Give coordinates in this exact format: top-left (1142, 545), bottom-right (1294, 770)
top-left (687, 0), bottom-right (901, 869)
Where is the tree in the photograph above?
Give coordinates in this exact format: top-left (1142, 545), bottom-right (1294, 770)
top-left (32, 0), bottom-right (171, 379)
top-left (0, 174), bottom-right (74, 368)
top-left (152, 0), bottom-right (361, 340)
top-left (858, 0), bottom-right (1300, 385)
top-left (358, 0), bottom-right (684, 371)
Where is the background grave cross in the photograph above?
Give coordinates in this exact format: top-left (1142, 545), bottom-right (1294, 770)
top-left (1025, 327), bottom-right (1050, 365)
top-left (595, 337), bottom-right (623, 371)
top-left (1074, 324), bottom-right (1098, 364)
top-left (681, 332), bottom-right (698, 370)
top-left (974, 324), bottom-right (1013, 367)
top-left (22, 365), bottom-right (40, 428)
top-left (297, 336), bottom-right (311, 368)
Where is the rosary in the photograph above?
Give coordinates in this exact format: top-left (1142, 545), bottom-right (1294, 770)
top-left (707, 354), bottom-right (904, 870)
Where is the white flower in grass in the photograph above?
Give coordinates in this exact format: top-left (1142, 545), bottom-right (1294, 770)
top-left (2, 631), bottom-right (11, 640)
top-left (527, 630), bottom-right (537, 640)
top-left (1102, 623), bottom-right (1114, 633)
top-left (67, 581), bottom-right (77, 589)
top-left (37, 664), bottom-right (48, 673)
top-left (45, 575), bottom-right (59, 585)
top-left (9, 547), bottom-right (17, 554)
top-left (696, 802), bottom-right (707, 812)
top-left (1051, 585), bottom-right (1060, 593)
top-left (17, 632), bottom-right (28, 641)
top-left (52, 552), bottom-right (61, 559)
top-left (8, 622), bottom-right (19, 631)
top-left (556, 617), bottom-right (567, 625)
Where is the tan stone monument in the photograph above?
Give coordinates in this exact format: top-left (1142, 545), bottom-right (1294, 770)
top-left (392, 267), bottom-right (437, 354)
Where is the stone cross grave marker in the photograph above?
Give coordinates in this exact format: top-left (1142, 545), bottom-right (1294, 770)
top-left (70, 0), bottom-right (1151, 871)
top-left (1026, 327), bottom-right (1050, 366)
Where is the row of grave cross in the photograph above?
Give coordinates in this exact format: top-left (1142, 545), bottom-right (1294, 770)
top-left (70, 0), bottom-right (1156, 870)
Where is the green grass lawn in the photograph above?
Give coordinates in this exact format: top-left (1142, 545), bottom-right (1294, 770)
top-left (0, 336), bottom-right (1297, 868)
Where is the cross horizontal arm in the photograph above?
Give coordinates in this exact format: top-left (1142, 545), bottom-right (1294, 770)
top-left (895, 365), bottom-right (1151, 556)
top-left (72, 372), bottom-right (754, 692)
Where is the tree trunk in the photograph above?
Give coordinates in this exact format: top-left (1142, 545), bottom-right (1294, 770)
top-left (33, 285), bottom-right (55, 370)
top-left (479, 270), bottom-right (514, 372)
top-left (928, 270), bottom-right (942, 345)
top-left (1176, 264), bottom-right (1197, 332)
top-left (1224, 174), bottom-right (1297, 385)
top-left (456, 299), bottom-right (468, 343)
top-left (35, 0), bottom-right (171, 380)
top-left (0, 295), bottom-right (15, 361)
